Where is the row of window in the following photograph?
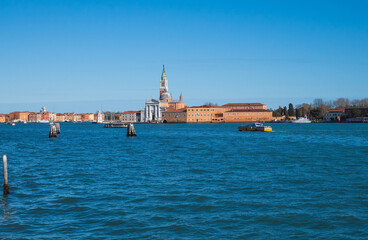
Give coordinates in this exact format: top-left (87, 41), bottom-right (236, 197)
top-left (164, 113), bottom-right (186, 117)
top-left (188, 109), bottom-right (211, 112)
top-left (188, 119), bottom-right (211, 121)
top-left (228, 112), bottom-right (270, 115)
top-left (187, 113), bottom-right (211, 117)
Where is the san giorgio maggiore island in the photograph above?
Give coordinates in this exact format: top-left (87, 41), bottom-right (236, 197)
top-left (1, 65), bottom-right (368, 124)
top-left (0, 65), bottom-right (273, 124)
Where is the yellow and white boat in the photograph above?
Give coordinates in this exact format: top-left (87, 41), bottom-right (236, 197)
top-left (238, 123), bottom-right (272, 132)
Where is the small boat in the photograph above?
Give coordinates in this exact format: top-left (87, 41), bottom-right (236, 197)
top-left (291, 116), bottom-right (311, 123)
top-left (103, 123), bottom-right (128, 128)
top-left (238, 123), bottom-right (272, 132)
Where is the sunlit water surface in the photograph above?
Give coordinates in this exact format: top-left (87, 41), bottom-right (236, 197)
top-left (1, 123), bottom-right (367, 239)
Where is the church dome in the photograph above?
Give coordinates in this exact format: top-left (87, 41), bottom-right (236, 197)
top-left (160, 92), bottom-right (172, 101)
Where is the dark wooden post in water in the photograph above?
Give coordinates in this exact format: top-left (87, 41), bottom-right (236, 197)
top-left (55, 123), bottom-right (60, 134)
top-left (127, 123), bottom-right (137, 137)
top-left (3, 155), bottom-right (9, 195)
top-left (49, 124), bottom-right (57, 138)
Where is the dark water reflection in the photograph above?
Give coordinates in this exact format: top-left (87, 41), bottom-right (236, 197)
top-left (0, 123), bottom-right (367, 239)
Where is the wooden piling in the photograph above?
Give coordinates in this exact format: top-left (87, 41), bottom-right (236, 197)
top-left (49, 124), bottom-right (57, 138)
top-left (55, 123), bottom-right (60, 134)
top-left (127, 123), bottom-right (137, 137)
top-left (3, 155), bottom-right (9, 195)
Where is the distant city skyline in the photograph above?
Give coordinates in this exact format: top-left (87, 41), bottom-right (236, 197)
top-left (1, 0), bottom-right (367, 113)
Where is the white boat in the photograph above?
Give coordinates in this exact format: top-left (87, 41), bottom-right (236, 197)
top-left (37, 120), bottom-right (50, 123)
top-left (291, 116), bottom-right (311, 123)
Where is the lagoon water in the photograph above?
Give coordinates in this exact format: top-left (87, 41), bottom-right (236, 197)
top-left (0, 123), bottom-right (367, 239)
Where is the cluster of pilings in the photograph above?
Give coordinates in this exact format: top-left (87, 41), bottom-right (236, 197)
top-left (127, 123), bottom-right (137, 137)
top-left (49, 123), bottom-right (61, 138)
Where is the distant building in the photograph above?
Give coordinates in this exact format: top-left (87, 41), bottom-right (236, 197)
top-left (41, 106), bottom-right (47, 114)
top-left (141, 65), bottom-right (187, 122)
top-left (95, 111), bottom-right (104, 123)
top-left (121, 111), bottom-right (141, 123)
top-left (72, 114), bottom-right (82, 122)
top-left (223, 109), bottom-right (272, 122)
top-left (159, 65), bottom-right (172, 102)
top-left (160, 93), bottom-right (187, 111)
top-left (28, 112), bottom-right (40, 122)
top-left (141, 99), bottom-right (162, 122)
top-left (81, 113), bottom-right (94, 122)
top-left (64, 113), bottom-right (75, 122)
top-left (164, 103), bottom-right (272, 123)
top-left (162, 108), bottom-right (187, 123)
top-left (223, 103), bottom-right (267, 111)
top-left (56, 114), bottom-right (65, 122)
top-left (323, 109), bottom-right (345, 122)
top-left (8, 111), bottom-right (31, 122)
top-left (0, 114), bottom-right (6, 123)
top-left (186, 105), bottom-right (228, 123)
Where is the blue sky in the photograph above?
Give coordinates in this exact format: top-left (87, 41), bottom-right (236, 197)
top-left (1, 0), bottom-right (367, 113)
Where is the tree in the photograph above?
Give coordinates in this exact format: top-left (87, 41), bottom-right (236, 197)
top-left (288, 103), bottom-right (295, 116)
top-left (351, 98), bottom-right (368, 107)
top-left (313, 98), bottom-right (324, 108)
top-left (297, 103), bottom-right (311, 117)
top-left (272, 110), bottom-right (281, 117)
top-left (296, 108), bottom-right (302, 118)
top-left (333, 98), bottom-right (350, 108)
top-left (361, 98), bottom-right (368, 107)
top-left (310, 108), bottom-right (323, 120)
top-left (283, 106), bottom-right (289, 118)
top-left (352, 109), bottom-right (362, 118)
top-left (204, 102), bottom-right (218, 106)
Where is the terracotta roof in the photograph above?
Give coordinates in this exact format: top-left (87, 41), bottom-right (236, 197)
top-left (327, 109), bottom-right (345, 113)
top-left (223, 103), bottom-right (265, 106)
top-left (122, 111), bottom-right (140, 114)
top-left (9, 111), bottom-right (31, 114)
top-left (189, 105), bottom-right (224, 108)
top-left (225, 109), bottom-right (271, 113)
top-left (163, 108), bottom-right (187, 113)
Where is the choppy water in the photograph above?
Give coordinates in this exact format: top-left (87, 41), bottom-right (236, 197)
top-left (0, 123), bottom-right (367, 239)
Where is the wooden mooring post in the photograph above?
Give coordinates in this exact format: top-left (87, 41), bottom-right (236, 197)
top-left (49, 124), bottom-right (57, 138)
top-left (55, 123), bottom-right (60, 134)
top-left (3, 155), bottom-right (9, 195)
top-left (127, 123), bottom-right (137, 137)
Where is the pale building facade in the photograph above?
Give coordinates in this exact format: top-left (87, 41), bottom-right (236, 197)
top-left (323, 109), bottom-right (345, 121)
top-left (141, 99), bottom-right (162, 122)
top-left (121, 111), bottom-right (141, 123)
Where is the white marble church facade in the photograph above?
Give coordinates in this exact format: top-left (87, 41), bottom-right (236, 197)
top-left (140, 99), bottom-right (163, 122)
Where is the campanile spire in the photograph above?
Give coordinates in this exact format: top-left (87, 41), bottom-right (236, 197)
top-left (161, 65), bottom-right (166, 79)
top-left (160, 64), bottom-right (169, 96)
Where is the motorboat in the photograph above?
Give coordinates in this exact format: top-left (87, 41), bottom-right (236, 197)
top-left (291, 116), bottom-right (311, 123)
top-left (238, 123), bottom-right (272, 132)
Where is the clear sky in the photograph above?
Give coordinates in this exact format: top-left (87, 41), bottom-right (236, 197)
top-left (1, 0), bottom-right (367, 113)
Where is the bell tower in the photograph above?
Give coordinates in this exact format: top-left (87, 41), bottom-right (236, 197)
top-left (160, 65), bottom-right (168, 95)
